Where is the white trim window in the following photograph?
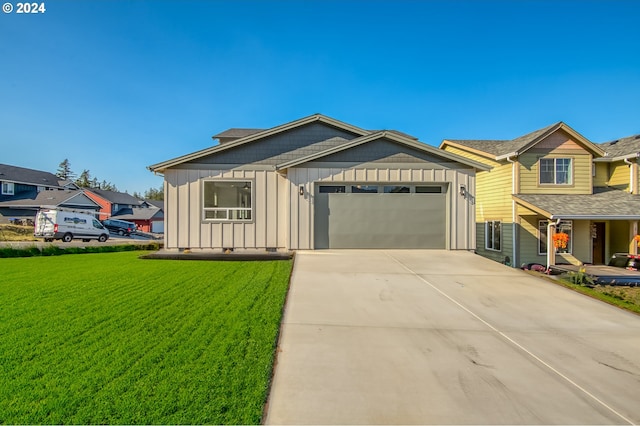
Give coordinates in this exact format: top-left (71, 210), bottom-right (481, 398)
top-left (485, 220), bottom-right (502, 251)
top-left (555, 220), bottom-right (573, 254)
top-left (539, 158), bottom-right (572, 185)
top-left (203, 180), bottom-right (252, 221)
top-left (1, 181), bottom-right (14, 195)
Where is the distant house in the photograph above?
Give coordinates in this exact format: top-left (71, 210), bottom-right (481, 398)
top-left (440, 123), bottom-right (640, 268)
top-left (83, 188), bottom-right (143, 219)
top-left (0, 163), bottom-right (98, 223)
top-left (109, 205), bottom-right (164, 233)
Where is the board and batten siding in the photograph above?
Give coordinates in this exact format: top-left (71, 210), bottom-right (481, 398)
top-left (164, 168), bottom-right (286, 250)
top-left (286, 165), bottom-right (477, 250)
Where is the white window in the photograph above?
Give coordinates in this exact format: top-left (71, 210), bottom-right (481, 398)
top-left (485, 220), bottom-right (501, 251)
top-left (555, 220), bottom-right (573, 254)
top-left (538, 220), bottom-right (548, 255)
top-left (203, 180), bottom-right (252, 221)
top-left (540, 158), bottom-right (572, 185)
top-left (1, 181), bottom-right (14, 195)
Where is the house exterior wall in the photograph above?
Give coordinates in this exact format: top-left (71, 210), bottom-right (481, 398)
top-left (593, 162), bottom-right (609, 187)
top-left (518, 150), bottom-right (593, 194)
top-left (83, 192), bottom-right (111, 219)
top-left (163, 162), bottom-right (477, 251)
top-left (608, 161), bottom-right (630, 189)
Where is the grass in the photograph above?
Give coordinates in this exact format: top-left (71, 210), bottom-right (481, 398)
top-left (0, 252), bottom-right (293, 424)
top-left (0, 243), bottom-right (162, 258)
top-left (554, 277), bottom-right (640, 315)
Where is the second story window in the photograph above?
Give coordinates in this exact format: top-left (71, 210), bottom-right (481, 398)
top-left (1, 182), bottom-right (14, 195)
top-left (540, 158), bottom-right (572, 185)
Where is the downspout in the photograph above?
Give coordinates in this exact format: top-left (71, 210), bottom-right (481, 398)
top-left (547, 218), bottom-right (561, 270)
top-left (506, 155), bottom-right (517, 267)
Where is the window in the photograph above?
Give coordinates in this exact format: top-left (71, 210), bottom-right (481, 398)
top-left (1, 181), bottom-right (14, 195)
top-left (319, 186), bottom-right (345, 193)
top-left (538, 220), bottom-right (548, 255)
top-left (416, 186), bottom-right (443, 193)
top-left (351, 185), bottom-right (378, 193)
top-left (540, 158), bottom-right (572, 185)
top-left (485, 220), bottom-right (501, 251)
top-left (384, 185), bottom-right (410, 193)
top-left (203, 181), bottom-right (252, 221)
top-left (539, 220), bottom-right (573, 254)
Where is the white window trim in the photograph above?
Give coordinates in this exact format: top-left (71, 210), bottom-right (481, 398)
top-left (1, 181), bottom-right (14, 195)
top-left (485, 220), bottom-right (502, 252)
top-left (539, 157), bottom-right (573, 185)
top-left (555, 219), bottom-right (573, 254)
top-left (202, 179), bottom-right (253, 222)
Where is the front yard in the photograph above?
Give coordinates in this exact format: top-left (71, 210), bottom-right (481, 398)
top-left (0, 252), bottom-right (292, 424)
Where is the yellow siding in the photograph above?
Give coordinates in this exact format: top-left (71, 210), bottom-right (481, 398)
top-left (593, 162), bottom-right (609, 187)
top-left (608, 161), bottom-right (630, 189)
top-left (519, 152), bottom-right (593, 194)
top-left (442, 145), bottom-right (500, 168)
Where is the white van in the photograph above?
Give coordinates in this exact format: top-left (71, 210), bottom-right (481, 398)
top-left (34, 208), bottom-right (110, 243)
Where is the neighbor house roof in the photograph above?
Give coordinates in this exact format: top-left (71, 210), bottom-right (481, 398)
top-left (0, 163), bottom-right (66, 188)
top-left (112, 207), bottom-right (164, 221)
top-left (0, 189), bottom-right (101, 210)
top-left (212, 128), bottom-right (264, 139)
top-left (440, 122), bottom-right (605, 160)
top-left (85, 188), bottom-right (143, 206)
top-left (513, 188), bottom-right (640, 220)
top-left (597, 134), bottom-right (640, 161)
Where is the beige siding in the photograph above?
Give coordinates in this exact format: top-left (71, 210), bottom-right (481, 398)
top-left (608, 161), bottom-right (630, 189)
top-left (593, 162), bottom-right (609, 187)
top-left (519, 151), bottom-right (593, 194)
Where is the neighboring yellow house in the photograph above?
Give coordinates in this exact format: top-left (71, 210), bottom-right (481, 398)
top-left (440, 123), bottom-right (640, 268)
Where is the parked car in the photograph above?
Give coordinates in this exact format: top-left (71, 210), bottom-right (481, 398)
top-left (34, 208), bottom-right (109, 242)
top-left (102, 218), bottom-right (137, 236)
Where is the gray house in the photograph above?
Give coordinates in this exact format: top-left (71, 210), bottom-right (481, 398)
top-left (148, 114), bottom-right (489, 252)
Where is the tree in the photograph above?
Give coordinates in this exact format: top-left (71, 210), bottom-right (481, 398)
top-left (144, 185), bottom-right (164, 201)
top-left (56, 159), bottom-right (74, 180)
top-left (76, 169), bottom-right (92, 187)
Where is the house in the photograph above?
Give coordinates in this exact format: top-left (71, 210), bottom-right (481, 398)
top-left (148, 114), bottom-right (489, 252)
top-left (440, 123), bottom-right (640, 268)
top-left (109, 205), bottom-right (164, 233)
top-left (83, 188), bottom-right (144, 219)
top-left (0, 163), bottom-right (98, 223)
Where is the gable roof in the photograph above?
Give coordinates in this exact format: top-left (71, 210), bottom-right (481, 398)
top-left (0, 163), bottom-right (66, 187)
top-left (276, 131), bottom-right (491, 171)
top-left (0, 189), bottom-right (101, 210)
top-left (440, 122), bottom-right (605, 160)
top-left (85, 188), bottom-right (142, 206)
top-left (597, 134), bottom-right (640, 161)
top-left (149, 114), bottom-right (371, 173)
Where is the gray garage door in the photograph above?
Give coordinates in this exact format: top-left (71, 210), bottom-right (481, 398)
top-left (314, 184), bottom-right (447, 249)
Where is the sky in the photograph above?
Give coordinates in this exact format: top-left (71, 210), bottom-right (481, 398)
top-left (1, 0), bottom-right (639, 195)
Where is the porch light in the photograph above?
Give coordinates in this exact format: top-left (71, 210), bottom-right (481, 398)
top-left (299, 185), bottom-right (304, 196)
top-left (459, 184), bottom-right (467, 198)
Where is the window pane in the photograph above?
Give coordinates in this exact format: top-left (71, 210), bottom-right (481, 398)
top-left (486, 222), bottom-right (493, 249)
top-left (557, 220), bottom-right (573, 253)
top-left (351, 185), bottom-right (378, 193)
top-left (319, 186), bottom-right (345, 193)
top-left (384, 185), bottom-right (410, 193)
top-left (203, 181), bottom-right (251, 208)
top-left (416, 186), bottom-right (442, 193)
top-left (205, 210), bottom-right (228, 219)
top-left (556, 159), bottom-right (571, 184)
top-left (539, 159), bottom-right (554, 184)
top-left (493, 222), bottom-right (501, 251)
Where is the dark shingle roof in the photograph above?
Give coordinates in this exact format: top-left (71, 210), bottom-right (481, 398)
top-left (112, 207), bottom-right (163, 221)
top-left (599, 134), bottom-right (640, 158)
top-left (212, 128), bottom-right (265, 139)
top-left (0, 164), bottom-right (63, 187)
top-left (446, 123), bottom-right (561, 157)
top-left (514, 187), bottom-right (640, 219)
top-left (263, 137), bottom-right (352, 165)
top-left (0, 189), bottom-right (100, 209)
top-left (86, 188), bottom-right (142, 205)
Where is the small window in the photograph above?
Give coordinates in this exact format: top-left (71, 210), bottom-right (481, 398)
top-left (538, 220), bottom-right (548, 255)
top-left (540, 158), bottom-right (572, 185)
top-left (203, 181), bottom-right (252, 221)
top-left (485, 220), bottom-right (501, 251)
top-left (384, 186), bottom-right (410, 193)
top-left (319, 186), bottom-right (345, 193)
top-left (1, 182), bottom-right (14, 195)
top-left (416, 186), bottom-right (442, 194)
top-left (351, 185), bottom-right (378, 193)
top-left (556, 220), bottom-right (573, 254)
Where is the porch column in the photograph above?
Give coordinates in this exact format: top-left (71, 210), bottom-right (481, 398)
top-left (629, 220), bottom-right (638, 256)
top-left (546, 221), bottom-right (556, 268)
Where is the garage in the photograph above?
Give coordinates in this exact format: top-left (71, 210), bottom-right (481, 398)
top-left (314, 184), bottom-right (447, 249)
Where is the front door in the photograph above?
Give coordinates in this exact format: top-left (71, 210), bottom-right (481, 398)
top-left (592, 222), bottom-right (606, 264)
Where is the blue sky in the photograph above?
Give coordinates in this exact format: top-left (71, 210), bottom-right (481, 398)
top-left (1, 0), bottom-right (639, 195)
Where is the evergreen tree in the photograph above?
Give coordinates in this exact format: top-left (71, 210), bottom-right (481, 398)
top-left (76, 169), bottom-right (92, 187)
top-left (144, 185), bottom-right (164, 200)
top-left (56, 159), bottom-right (74, 180)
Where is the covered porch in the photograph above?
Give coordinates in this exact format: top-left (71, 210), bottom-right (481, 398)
top-left (513, 188), bottom-right (640, 268)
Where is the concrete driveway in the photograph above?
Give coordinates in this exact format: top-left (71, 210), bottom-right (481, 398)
top-left (265, 250), bottom-right (640, 425)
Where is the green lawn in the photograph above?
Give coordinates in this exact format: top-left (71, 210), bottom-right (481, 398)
top-left (0, 252), bottom-right (292, 424)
